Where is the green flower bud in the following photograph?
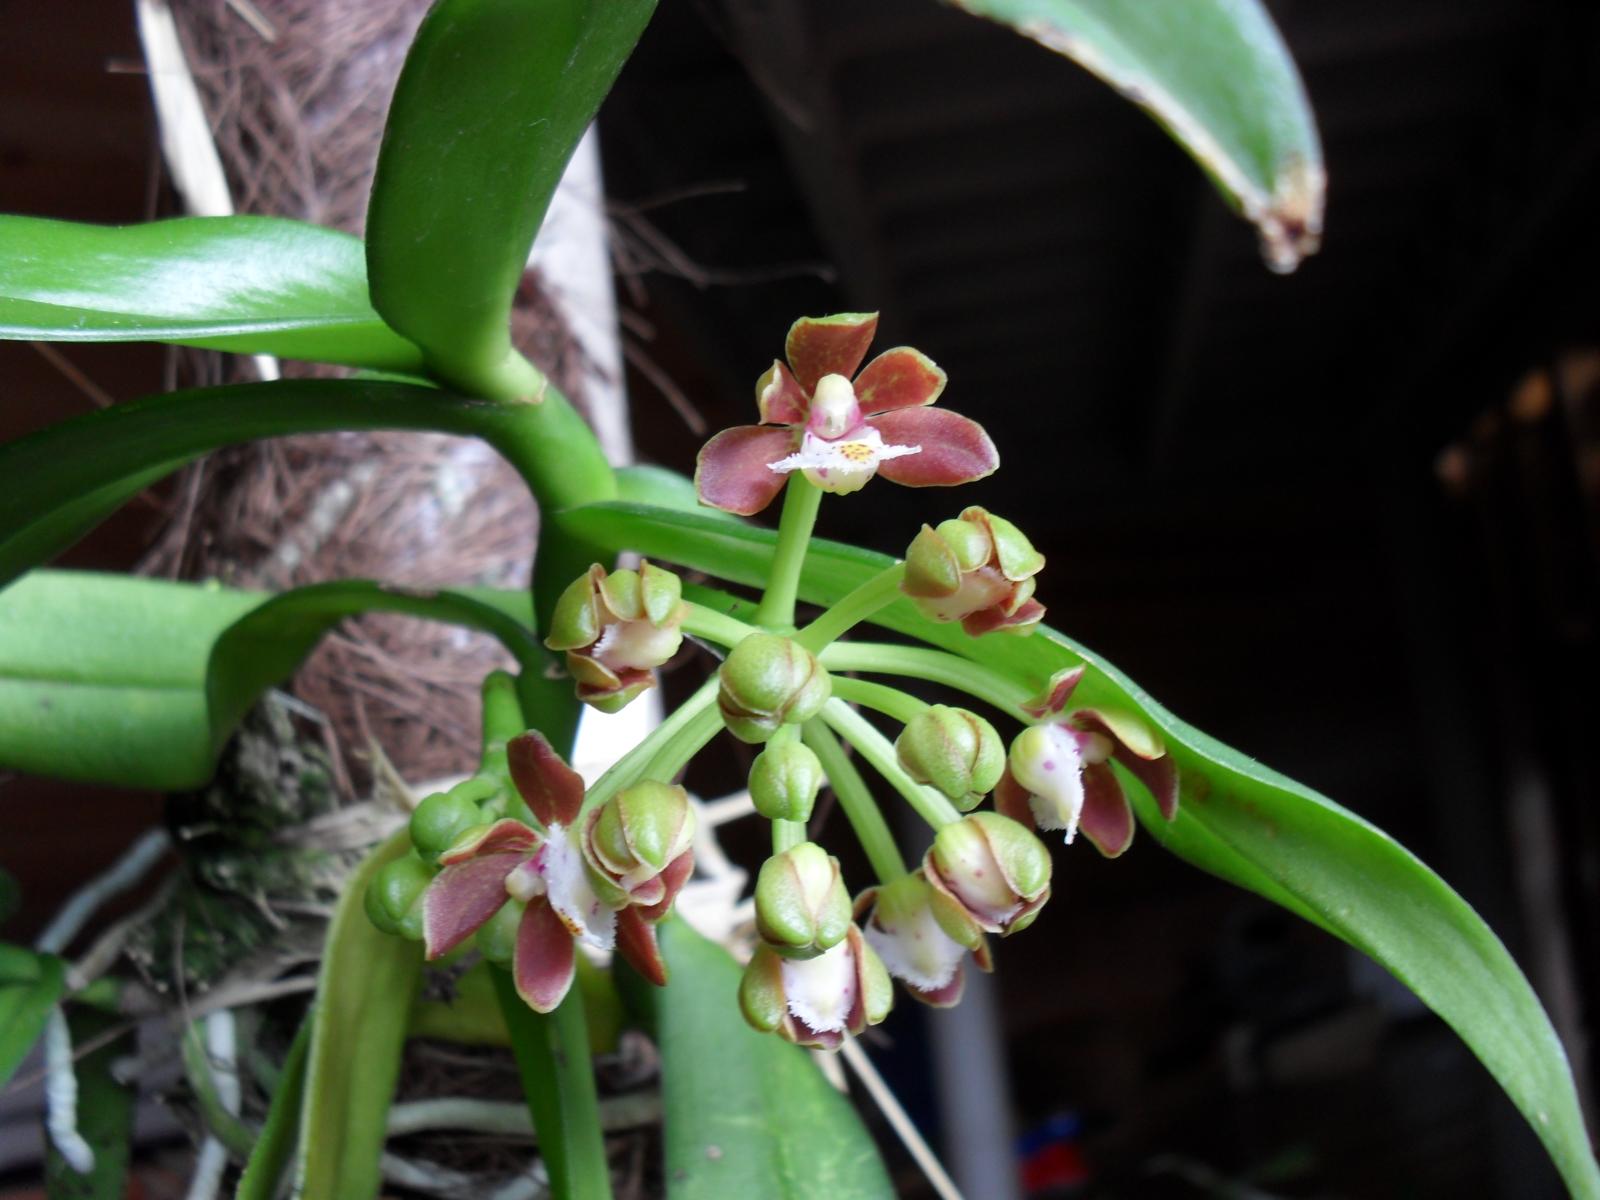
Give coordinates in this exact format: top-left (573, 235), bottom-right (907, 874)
top-left (748, 740), bottom-right (825, 821)
top-left (900, 507), bottom-right (1046, 636)
top-left (895, 705), bottom-right (1004, 810)
top-left (474, 896), bottom-right (524, 964)
top-left (754, 842), bottom-right (851, 958)
top-left (925, 812), bottom-right (1051, 936)
top-left (717, 633), bottom-right (832, 744)
top-left (410, 789), bottom-right (485, 860)
top-left (584, 780), bottom-right (696, 908)
top-left (365, 852), bottom-right (434, 939)
top-left (545, 562), bottom-right (687, 713)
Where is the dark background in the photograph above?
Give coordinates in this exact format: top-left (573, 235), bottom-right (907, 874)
top-left (4, 0), bottom-right (1598, 1196)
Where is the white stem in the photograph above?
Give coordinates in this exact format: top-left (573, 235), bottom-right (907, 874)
top-left (43, 1010), bottom-right (93, 1175)
top-left (839, 1039), bottom-right (965, 1200)
top-left (36, 828), bottom-right (171, 955)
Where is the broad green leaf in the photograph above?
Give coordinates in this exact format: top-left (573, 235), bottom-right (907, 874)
top-left (0, 946), bottom-right (64, 1088)
top-left (0, 215), bottom-right (423, 370)
top-left (295, 831), bottom-right (421, 1200)
top-left (44, 1007), bottom-right (133, 1200)
top-left (237, 1018), bottom-right (311, 1200)
top-left (950, 0), bottom-right (1323, 272)
top-left (556, 500), bottom-right (1600, 1198)
top-left (0, 571), bottom-right (536, 790)
top-left (622, 918), bottom-right (894, 1199)
top-left (366, 0), bottom-right (656, 395)
top-left (0, 378), bottom-right (540, 588)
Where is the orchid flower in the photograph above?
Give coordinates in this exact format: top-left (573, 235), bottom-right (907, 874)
top-left (695, 312), bottom-right (999, 515)
top-left (855, 870), bottom-right (992, 1008)
top-left (420, 732), bottom-right (686, 1011)
top-left (996, 667), bottom-right (1180, 856)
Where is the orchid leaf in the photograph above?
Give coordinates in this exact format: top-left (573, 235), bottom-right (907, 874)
top-left (0, 571), bottom-right (535, 790)
top-left (556, 499), bottom-right (1600, 1198)
top-left (0, 378), bottom-right (544, 588)
top-left (236, 1018), bottom-right (311, 1200)
top-left (0, 946), bottom-right (64, 1089)
top-left (949, 0), bottom-right (1323, 272)
top-left (0, 215), bottom-right (422, 370)
top-left (621, 918), bottom-right (894, 1199)
top-left (295, 831), bottom-right (421, 1200)
top-left (366, 0), bottom-right (656, 394)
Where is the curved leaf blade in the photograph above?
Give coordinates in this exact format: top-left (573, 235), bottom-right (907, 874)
top-left (0, 947), bottom-right (65, 1088)
top-left (0, 378), bottom-right (525, 588)
top-left (0, 571), bottom-right (536, 790)
top-left (556, 499), bottom-right (1600, 1197)
top-left (0, 215), bottom-right (423, 370)
top-left (622, 918), bottom-right (894, 1200)
top-left (950, 0), bottom-right (1323, 272)
top-left (366, 0), bottom-right (656, 392)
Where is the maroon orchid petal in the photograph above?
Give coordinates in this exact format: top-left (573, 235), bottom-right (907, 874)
top-left (1078, 762), bottom-right (1135, 857)
top-left (437, 818), bottom-right (540, 866)
top-left (961, 595), bottom-right (1046, 637)
top-left (422, 852), bottom-right (524, 959)
top-left (871, 408), bottom-right (999, 487)
top-left (855, 347), bottom-right (947, 414)
top-left (785, 312), bottom-right (879, 393)
top-left (1023, 667), bottom-right (1087, 719)
top-left (508, 732), bottom-right (586, 829)
top-left (694, 425), bottom-right (796, 516)
top-left (756, 360), bottom-right (809, 425)
top-left (513, 895), bottom-right (577, 1013)
top-left (638, 849), bottom-right (694, 922)
top-left (788, 1015), bottom-right (844, 1052)
top-left (615, 906), bottom-right (668, 987)
top-left (1072, 709), bottom-right (1179, 820)
top-left (993, 766), bottom-right (1035, 828)
top-left (911, 966), bottom-right (966, 1008)
top-left (1115, 745), bottom-right (1180, 820)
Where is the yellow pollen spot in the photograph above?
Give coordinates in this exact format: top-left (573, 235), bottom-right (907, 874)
top-left (838, 441), bottom-right (874, 463)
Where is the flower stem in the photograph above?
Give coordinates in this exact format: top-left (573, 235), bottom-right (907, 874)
top-left (820, 642), bottom-right (1034, 721)
top-left (829, 676), bottom-right (929, 725)
top-left (794, 564), bottom-right (906, 653)
top-left (682, 603), bottom-right (757, 649)
top-left (581, 678), bottom-right (721, 815)
top-left (802, 721), bottom-right (908, 883)
top-left (819, 699), bottom-right (962, 829)
top-left (641, 703), bottom-right (725, 783)
top-left (771, 819), bottom-right (807, 854)
top-left (753, 475), bottom-right (823, 630)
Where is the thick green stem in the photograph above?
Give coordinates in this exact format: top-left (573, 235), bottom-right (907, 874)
top-left (491, 968), bottom-right (612, 1200)
top-left (772, 819), bottom-right (807, 854)
top-left (829, 676), bottom-right (929, 725)
top-left (794, 564), bottom-right (906, 652)
top-left (641, 704), bottom-right (724, 784)
top-left (802, 721), bottom-right (908, 883)
top-left (581, 678), bottom-right (721, 815)
top-left (819, 699), bottom-right (962, 829)
top-left (820, 642), bottom-right (1034, 721)
top-left (752, 476), bottom-right (823, 629)
top-left (682, 603), bottom-right (757, 649)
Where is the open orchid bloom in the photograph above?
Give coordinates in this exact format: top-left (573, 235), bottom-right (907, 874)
top-left (695, 312), bottom-right (999, 515)
top-left (996, 667), bottom-right (1180, 857)
top-left (420, 733), bottom-right (683, 1011)
top-left (738, 924), bottom-right (893, 1050)
top-left (855, 870), bottom-right (992, 1008)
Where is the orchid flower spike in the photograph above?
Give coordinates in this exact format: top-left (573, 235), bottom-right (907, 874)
top-left (545, 562), bottom-right (687, 713)
top-left (418, 733), bottom-right (686, 1011)
top-left (695, 312), bottom-right (999, 515)
top-left (996, 667), bottom-right (1180, 857)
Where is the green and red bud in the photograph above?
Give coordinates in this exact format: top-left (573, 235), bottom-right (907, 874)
top-left (717, 633), bottom-right (832, 743)
top-left (738, 925), bottom-right (894, 1050)
top-left (856, 870), bottom-right (992, 1007)
top-left (583, 780), bottom-right (696, 910)
top-left (901, 507), bottom-right (1045, 636)
top-left (924, 811), bottom-right (1051, 936)
top-left (364, 851), bottom-right (435, 940)
top-left (754, 842), bottom-right (852, 959)
top-left (748, 739), bottom-right (825, 821)
top-left (895, 705), bottom-right (1005, 810)
top-left (546, 561), bottom-right (687, 713)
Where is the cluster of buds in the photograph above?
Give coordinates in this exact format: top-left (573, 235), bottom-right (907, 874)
top-left (902, 506), bottom-right (1045, 636)
top-left (367, 732), bottom-right (695, 1012)
top-left (741, 842), bottom-right (893, 1049)
top-left (998, 667), bottom-right (1179, 856)
top-left (717, 633), bottom-right (832, 743)
top-left (546, 562), bottom-right (686, 712)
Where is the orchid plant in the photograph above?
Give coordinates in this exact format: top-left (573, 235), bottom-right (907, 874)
top-left (0, 2), bottom-right (1596, 1199)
